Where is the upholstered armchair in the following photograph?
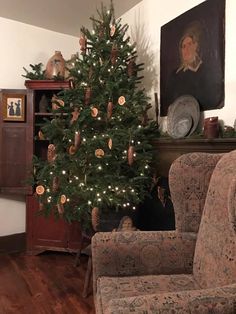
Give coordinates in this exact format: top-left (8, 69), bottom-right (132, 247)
top-left (92, 151), bottom-right (236, 313)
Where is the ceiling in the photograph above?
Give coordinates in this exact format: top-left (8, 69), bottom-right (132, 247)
top-left (0, 0), bottom-right (142, 37)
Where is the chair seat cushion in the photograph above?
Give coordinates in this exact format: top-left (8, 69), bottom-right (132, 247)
top-left (97, 274), bottom-right (200, 312)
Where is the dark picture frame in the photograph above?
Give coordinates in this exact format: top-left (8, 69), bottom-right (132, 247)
top-left (160, 0), bottom-right (225, 116)
top-left (2, 93), bottom-right (25, 122)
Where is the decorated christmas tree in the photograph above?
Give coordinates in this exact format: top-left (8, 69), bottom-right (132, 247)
top-left (33, 2), bottom-right (159, 227)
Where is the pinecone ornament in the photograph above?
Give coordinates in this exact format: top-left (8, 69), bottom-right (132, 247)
top-left (84, 87), bottom-right (92, 105)
top-left (127, 145), bottom-right (135, 166)
top-left (111, 44), bottom-right (118, 65)
top-left (79, 35), bottom-right (87, 53)
top-left (70, 107), bottom-right (80, 124)
top-left (52, 176), bottom-right (59, 192)
top-left (91, 207), bottom-right (100, 231)
top-left (74, 131), bottom-right (81, 149)
top-left (47, 144), bottom-right (56, 163)
top-left (57, 203), bottom-right (64, 214)
top-left (107, 101), bottom-right (113, 119)
top-left (127, 59), bottom-right (136, 77)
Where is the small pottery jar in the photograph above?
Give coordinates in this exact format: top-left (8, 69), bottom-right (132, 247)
top-left (203, 117), bottom-right (219, 139)
top-left (45, 51), bottom-right (65, 79)
top-left (39, 94), bottom-right (48, 112)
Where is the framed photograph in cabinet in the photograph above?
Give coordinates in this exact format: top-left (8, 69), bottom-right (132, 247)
top-left (160, 0), bottom-right (225, 116)
top-left (2, 93), bottom-right (25, 121)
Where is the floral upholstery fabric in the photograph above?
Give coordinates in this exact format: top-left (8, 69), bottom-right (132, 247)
top-left (104, 284), bottom-right (236, 314)
top-left (169, 152), bottom-right (223, 233)
top-left (98, 274), bottom-right (199, 311)
top-left (193, 151), bottom-right (236, 288)
top-left (92, 151), bottom-right (236, 314)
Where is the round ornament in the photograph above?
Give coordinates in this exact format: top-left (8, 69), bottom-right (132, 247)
top-left (108, 138), bottom-right (112, 150)
top-left (36, 185), bottom-right (45, 195)
top-left (95, 149), bottom-right (105, 158)
top-left (91, 107), bottom-right (99, 117)
top-left (60, 194), bottom-right (67, 204)
top-left (69, 145), bottom-right (76, 155)
top-left (110, 25), bottom-right (116, 37)
top-left (118, 96), bottom-right (126, 106)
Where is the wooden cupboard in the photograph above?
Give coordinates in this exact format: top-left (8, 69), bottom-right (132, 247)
top-left (24, 80), bottom-right (82, 254)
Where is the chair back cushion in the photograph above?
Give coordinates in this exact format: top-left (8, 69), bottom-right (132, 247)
top-left (193, 150), bottom-right (236, 288)
top-left (169, 152), bottom-right (222, 232)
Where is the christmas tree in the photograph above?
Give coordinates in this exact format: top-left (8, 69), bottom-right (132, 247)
top-left (33, 2), bottom-right (159, 227)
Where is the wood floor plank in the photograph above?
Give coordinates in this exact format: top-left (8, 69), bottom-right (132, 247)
top-left (0, 252), bottom-right (95, 314)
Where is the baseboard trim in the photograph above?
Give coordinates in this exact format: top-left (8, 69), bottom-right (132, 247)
top-left (0, 232), bottom-right (26, 254)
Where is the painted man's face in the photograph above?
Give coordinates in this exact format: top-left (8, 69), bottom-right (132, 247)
top-left (181, 36), bottom-right (198, 64)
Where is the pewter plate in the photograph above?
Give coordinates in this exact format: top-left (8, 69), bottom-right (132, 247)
top-left (167, 95), bottom-right (200, 139)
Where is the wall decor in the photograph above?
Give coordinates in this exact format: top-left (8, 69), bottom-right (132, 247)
top-left (2, 93), bottom-right (25, 121)
top-left (160, 0), bottom-right (225, 116)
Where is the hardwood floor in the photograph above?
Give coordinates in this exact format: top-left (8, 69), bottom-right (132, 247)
top-left (0, 251), bottom-right (95, 314)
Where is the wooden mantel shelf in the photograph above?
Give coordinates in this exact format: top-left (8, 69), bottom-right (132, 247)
top-left (153, 137), bottom-right (236, 153)
top-left (153, 137), bottom-right (236, 176)
top-left (25, 80), bottom-right (69, 90)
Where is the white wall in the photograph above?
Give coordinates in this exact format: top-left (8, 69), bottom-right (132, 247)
top-left (0, 17), bottom-right (77, 236)
top-left (121, 0), bottom-right (236, 128)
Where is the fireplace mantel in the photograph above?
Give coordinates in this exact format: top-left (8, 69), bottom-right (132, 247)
top-left (153, 138), bottom-right (236, 176)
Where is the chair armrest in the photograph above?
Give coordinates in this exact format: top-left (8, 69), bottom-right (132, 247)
top-left (92, 230), bottom-right (196, 288)
top-left (105, 283), bottom-right (236, 314)
top-left (169, 152), bottom-right (223, 232)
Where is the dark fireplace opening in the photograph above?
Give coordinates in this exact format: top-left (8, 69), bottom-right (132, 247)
top-left (135, 176), bottom-right (175, 231)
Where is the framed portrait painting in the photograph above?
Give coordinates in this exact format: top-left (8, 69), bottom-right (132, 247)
top-left (2, 93), bottom-right (25, 122)
top-left (160, 0), bottom-right (225, 116)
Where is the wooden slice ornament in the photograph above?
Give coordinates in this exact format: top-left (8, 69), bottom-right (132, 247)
top-left (69, 145), bottom-right (77, 155)
top-left (36, 185), bottom-right (45, 195)
top-left (91, 107), bottom-right (99, 117)
top-left (95, 149), bottom-right (105, 158)
top-left (60, 194), bottom-right (67, 204)
top-left (118, 96), bottom-right (126, 106)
